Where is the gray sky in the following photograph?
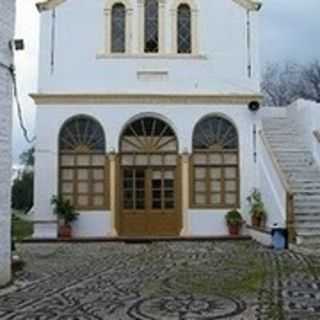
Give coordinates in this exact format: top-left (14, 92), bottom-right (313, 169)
top-left (13, 0), bottom-right (320, 162)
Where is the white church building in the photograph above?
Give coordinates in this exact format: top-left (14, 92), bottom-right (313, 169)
top-left (32, 0), bottom-right (320, 244)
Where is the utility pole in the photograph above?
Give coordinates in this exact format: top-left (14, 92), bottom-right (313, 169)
top-left (0, 0), bottom-right (16, 286)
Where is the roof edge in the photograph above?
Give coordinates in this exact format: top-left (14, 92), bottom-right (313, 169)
top-left (36, 0), bottom-right (262, 12)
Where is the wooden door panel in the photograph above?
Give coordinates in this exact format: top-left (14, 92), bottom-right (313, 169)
top-left (119, 163), bottom-right (182, 237)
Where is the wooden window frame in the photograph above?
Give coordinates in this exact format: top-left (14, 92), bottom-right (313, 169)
top-left (59, 153), bottom-right (110, 211)
top-left (190, 150), bottom-right (240, 209)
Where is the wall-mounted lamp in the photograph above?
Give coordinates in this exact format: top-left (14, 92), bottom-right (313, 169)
top-left (248, 101), bottom-right (260, 112)
top-left (9, 39), bottom-right (25, 51)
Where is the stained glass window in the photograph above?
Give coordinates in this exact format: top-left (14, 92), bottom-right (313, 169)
top-left (177, 4), bottom-right (191, 54)
top-left (144, 0), bottom-right (159, 53)
top-left (111, 3), bottom-right (126, 53)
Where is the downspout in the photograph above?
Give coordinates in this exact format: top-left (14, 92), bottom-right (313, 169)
top-left (246, 9), bottom-right (252, 78)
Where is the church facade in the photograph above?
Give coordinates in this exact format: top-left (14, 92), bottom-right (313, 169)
top-left (32, 0), bottom-right (267, 238)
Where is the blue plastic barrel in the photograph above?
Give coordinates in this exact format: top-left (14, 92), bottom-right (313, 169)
top-left (271, 227), bottom-right (286, 250)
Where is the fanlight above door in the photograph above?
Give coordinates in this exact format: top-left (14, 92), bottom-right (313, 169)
top-left (120, 117), bottom-right (178, 153)
top-left (59, 116), bottom-right (105, 153)
top-left (193, 117), bottom-right (238, 151)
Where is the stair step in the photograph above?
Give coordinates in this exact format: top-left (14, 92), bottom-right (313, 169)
top-left (295, 214), bottom-right (320, 222)
top-left (292, 188), bottom-right (320, 193)
top-left (296, 235), bottom-right (320, 245)
top-left (296, 230), bottom-right (320, 237)
top-left (295, 195), bottom-right (320, 200)
top-left (295, 208), bottom-right (320, 214)
top-left (262, 116), bottom-right (320, 246)
top-left (296, 220), bottom-right (320, 227)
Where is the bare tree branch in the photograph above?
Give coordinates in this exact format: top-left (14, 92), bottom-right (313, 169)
top-left (261, 60), bottom-right (320, 106)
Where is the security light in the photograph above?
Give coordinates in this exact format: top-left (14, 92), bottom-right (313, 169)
top-left (9, 39), bottom-right (25, 51)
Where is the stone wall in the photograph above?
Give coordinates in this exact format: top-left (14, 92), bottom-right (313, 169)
top-left (0, 0), bottom-right (15, 286)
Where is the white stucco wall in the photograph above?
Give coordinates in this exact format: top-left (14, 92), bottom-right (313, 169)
top-left (37, 0), bottom-right (261, 95)
top-left (33, 0), bottom-right (263, 238)
top-left (257, 132), bottom-right (286, 229)
top-left (287, 100), bottom-right (320, 165)
top-left (34, 104), bottom-right (258, 237)
top-left (0, 0), bottom-right (15, 286)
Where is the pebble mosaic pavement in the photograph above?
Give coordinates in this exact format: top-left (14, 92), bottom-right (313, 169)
top-left (0, 241), bottom-right (320, 319)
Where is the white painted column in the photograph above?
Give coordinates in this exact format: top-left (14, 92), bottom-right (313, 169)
top-left (126, 8), bottom-right (133, 54)
top-left (137, 0), bottom-right (144, 53)
top-left (170, 8), bottom-right (177, 54)
top-left (191, 8), bottom-right (199, 54)
top-left (180, 152), bottom-right (190, 236)
top-left (104, 8), bottom-right (111, 54)
top-left (0, 0), bottom-right (15, 286)
top-left (158, 0), bottom-right (166, 54)
top-left (109, 152), bottom-right (118, 236)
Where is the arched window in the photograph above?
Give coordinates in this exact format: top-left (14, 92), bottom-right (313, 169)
top-left (177, 4), bottom-right (191, 53)
top-left (59, 116), bottom-right (107, 209)
top-left (144, 0), bottom-right (159, 53)
top-left (111, 3), bottom-right (126, 53)
top-left (192, 116), bottom-right (239, 208)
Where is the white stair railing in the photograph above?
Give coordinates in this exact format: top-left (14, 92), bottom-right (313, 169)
top-left (258, 130), bottom-right (296, 242)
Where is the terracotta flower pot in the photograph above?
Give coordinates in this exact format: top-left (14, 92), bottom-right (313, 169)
top-left (251, 214), bottom-right (266, 228)
top-left (228, 224), bottom-right (240, 236)
top-left (59, 225), bottom-right (72, 239)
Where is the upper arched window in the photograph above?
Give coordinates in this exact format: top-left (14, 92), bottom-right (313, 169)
top-left (111, 3), bottom-right (126, 53)
top-left (59, 116), bottom-right (107, 209)
top-left (191, 116), bottom-right (239, 208)
top-left (144, 0), bottom-right (159, 53)
top-left (177, 4), bottom-right (191, 54)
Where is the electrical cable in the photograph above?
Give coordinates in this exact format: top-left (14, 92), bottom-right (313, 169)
top-left (0, 60), bottom-right (36, 144)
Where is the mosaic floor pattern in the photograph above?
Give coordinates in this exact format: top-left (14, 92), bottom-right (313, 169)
top-left (1, 241), bottom-right (320, 319)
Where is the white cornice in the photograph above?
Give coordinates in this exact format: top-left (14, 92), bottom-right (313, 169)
top-left (233, 0), bottom-right (262, 11)
top-left (30, 92), bottom-right (263, 105)
top-left (36, 0), bottom-right (66, 12)
top-left (36, 0), bottom-right (262, 12)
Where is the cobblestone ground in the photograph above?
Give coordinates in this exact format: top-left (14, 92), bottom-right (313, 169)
top-left (0, 241), bottom-right (320, 319)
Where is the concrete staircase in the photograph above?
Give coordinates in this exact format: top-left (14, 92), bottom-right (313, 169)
top-left (262, 117), bottom-right (320, 245)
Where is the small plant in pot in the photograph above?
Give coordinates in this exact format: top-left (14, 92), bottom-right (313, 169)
top-left (247, 189), bottom-right (267, 228)
top-left (225, 210), bottom-right (243, 236)
top-left (51, 196), bottom-right (79, 239)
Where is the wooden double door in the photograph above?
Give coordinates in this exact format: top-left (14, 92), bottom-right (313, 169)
top-left (119, 166), bottom-right (182, 237)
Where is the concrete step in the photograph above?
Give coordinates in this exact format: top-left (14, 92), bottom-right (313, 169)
top-left (295, 208), bottom-right (320, 214)
top-left (295, 216), bottom-right (320, 224)
top-left (290, 180), bottom-right (320, 185)
top-left (262, 116), bottom-right (320, 247)
top-left (296, 221), bottom-right (320, 228)
top-left (294, 191), bottom-right (320, 197)
top-left (270, 147), bottom-right (310, 152)
top-left (282, 166), bottom-right (315, 172)
top-left (288, 173), bottom-right (320, 179)
top-left (266, 138), bottom-right (305, 143)
top-left (294, 205), bottom-right (320, 212)
top-left (296, 235), bottom-right (320, 245)
top-left (295, 195), bottom-right (320, 201)
top-left (296, 229), bottom-right (320, 238)
top-left (277, 156), bottom-right (314, 162)
top-left (292, 187), bottom-right (320, 192)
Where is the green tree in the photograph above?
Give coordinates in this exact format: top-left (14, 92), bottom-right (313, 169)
top-left (19, 147), bottom-right (34, 167)
top-left (11, 147), bottom-right (34, 212)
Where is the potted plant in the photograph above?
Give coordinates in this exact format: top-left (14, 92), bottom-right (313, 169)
top-left (225, 210), bottom-right (243, 236)
top-left (247, 189), bottom-right (267, 228)
top-left (51, 196), bottom-right (79, 239)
